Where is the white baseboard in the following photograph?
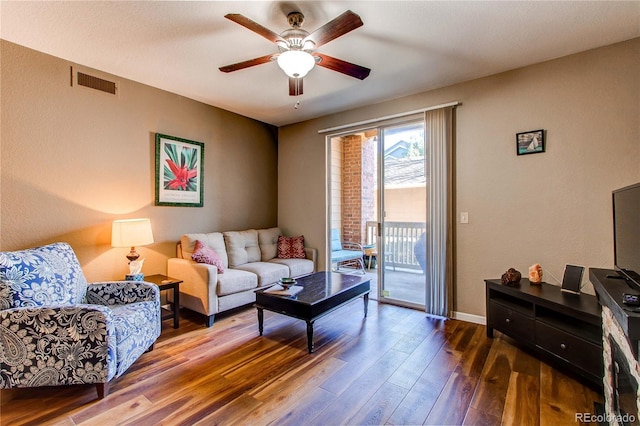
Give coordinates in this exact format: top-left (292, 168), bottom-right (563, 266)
top-left (452, 311), bottom-right (486, 325)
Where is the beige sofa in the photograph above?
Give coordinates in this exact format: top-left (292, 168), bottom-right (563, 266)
top-left (167, 227), bottom-right (316, 327)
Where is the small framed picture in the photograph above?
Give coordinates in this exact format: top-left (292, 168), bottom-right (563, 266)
top-left (155, 133), bottom-right (204, 207)
top-left (516, 129), bottom-right (545, 156)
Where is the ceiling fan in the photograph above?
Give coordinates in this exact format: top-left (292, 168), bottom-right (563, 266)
top-left (219, 10), bottom-right (371, 96)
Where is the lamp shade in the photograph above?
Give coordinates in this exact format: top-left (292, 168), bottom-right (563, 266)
top-left (111, 218), bottom-right (154, 248)
top-left (277, 50), bottom-right (315, 78)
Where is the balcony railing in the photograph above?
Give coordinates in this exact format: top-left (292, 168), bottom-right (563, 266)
top-left (365, 221), bottom-right (426, 271)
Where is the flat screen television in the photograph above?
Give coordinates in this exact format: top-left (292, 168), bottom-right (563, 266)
top-left (613, 182), bottom-right (640, 290)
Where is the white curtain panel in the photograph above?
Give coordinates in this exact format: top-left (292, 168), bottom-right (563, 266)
top-left (425, 107), bottom-right (454, 317)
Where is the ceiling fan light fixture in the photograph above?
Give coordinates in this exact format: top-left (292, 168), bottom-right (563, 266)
top-left (277, 50), bottom-right (315, 78)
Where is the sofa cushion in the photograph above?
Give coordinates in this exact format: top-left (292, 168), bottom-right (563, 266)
top-left (234, 262), bottom-right (289, 286)
top-left (277, 235), bottom-right (306, 259)
top-left (258, 227), bottom-right (281, 261)
top-left (268, 258), bottom-right (314, 279)
top-left (217, 269), bottom-right (258, 296)
top-left (191, 240), bottom-right (225, 274)
top-left (223, 230), bottom-right (260, 268)
top-left (181, 233), bottom-right (228, 268)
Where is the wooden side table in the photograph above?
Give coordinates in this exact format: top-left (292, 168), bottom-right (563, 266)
top-left (144, 274), bottom-right (182, 329)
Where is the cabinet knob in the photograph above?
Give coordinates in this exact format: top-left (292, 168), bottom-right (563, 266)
top-left (560, 343), bottom-right (566, 350)
top-left (505, 318), bottom-right (511, 323)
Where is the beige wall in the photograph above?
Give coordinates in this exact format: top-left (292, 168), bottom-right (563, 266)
top-left (278, 38), bottom-right (640, 317)
top-left (1, 41), bottom-right (278, 282)
top-left (382, 186), bottom-right (427, 223)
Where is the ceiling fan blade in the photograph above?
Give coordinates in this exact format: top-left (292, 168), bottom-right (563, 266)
top-left (314, 53), bottom-right (371, 80)
top-left (289, 77), bottom-right (303, 96)
top-left (304, 10), bottom-right (363, 48)
top-left (219, 54), bottom-right (275, 73)
top-left (224, 14), bottom-right (286, 44)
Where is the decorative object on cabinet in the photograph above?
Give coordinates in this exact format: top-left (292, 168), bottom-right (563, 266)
top-left (516, 129), bottom-right (545, 155)
top-left (529, 263), bottom-right (543, 284)
top-left (501, 267), bottom-right (522, 286)
top-left (155, 133), bottom-right (204, 207)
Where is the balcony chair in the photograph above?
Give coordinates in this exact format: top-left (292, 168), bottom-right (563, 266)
top-left (330, 229), bottom-right (365, 274)
top-left (0, 242), bottom-right (161, 399)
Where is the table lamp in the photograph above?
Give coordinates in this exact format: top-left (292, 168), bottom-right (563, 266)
top-left (111, 218), bottom-right (154, 280)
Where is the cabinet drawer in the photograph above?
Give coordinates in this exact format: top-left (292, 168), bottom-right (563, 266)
top-left (535, 321), bottom-right (603, 378)
top-left (490, 301), bottom-right (535, 343)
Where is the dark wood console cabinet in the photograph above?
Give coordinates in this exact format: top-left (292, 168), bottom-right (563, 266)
top-left (485, 278), bottom-right (603, 389)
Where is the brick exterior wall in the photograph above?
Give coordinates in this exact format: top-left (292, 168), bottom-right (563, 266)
top-left (342, 135), bottom-right (376, 244)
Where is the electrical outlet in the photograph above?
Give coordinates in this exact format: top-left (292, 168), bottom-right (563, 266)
top-left (460, 212), bottom-right (469, 224)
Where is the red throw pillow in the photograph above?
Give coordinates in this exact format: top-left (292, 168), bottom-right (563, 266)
top-left (277, 235), bottom-right (306, 259)
top-left (191, 240), bottom-right (225, 273)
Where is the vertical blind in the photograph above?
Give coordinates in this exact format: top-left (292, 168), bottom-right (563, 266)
top-left (425, 106), bottom-right (454, 317)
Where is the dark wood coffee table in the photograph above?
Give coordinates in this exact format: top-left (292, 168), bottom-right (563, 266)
top-left (255, 271), bottom-right (370, 353)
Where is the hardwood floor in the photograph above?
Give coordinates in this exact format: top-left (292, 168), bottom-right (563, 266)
top-left (1, 299), bottom-right (603, 425)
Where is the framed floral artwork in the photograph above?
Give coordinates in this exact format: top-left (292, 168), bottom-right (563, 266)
top-left (155, 133), bottom-right (204, 207)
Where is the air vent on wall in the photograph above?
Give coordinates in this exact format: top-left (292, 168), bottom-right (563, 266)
top-left (76, 71), bottom-right (117, 95)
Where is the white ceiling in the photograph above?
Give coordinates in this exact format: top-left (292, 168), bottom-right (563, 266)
top-left (2, 1), bottom-right (639, 126)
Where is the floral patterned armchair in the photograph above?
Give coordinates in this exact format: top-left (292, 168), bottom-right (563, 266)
top-left (0, 242), bottom-right (161, 398)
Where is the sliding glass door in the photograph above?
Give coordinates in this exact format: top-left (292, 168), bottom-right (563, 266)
top-left (328, 118), bottom-right (427, 310)
top-left (328, 106), bottom-right (454, 315)
top-left (378, 121), bottom-right (427, 308)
